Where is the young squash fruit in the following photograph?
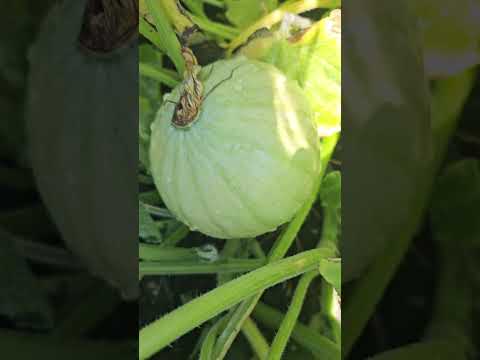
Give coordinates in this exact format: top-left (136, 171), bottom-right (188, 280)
top-left (26, 0), bottom-right (138, 299)
top-left (150, 56), bottom-right (320, 239)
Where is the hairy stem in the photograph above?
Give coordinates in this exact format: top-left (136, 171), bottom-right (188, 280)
top-left (139, 247), bottom-right (334, 359)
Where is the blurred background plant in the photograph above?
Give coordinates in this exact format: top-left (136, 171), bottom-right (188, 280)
top-left (0, 1), bottom-right (136, 358)
top-left (343, 1), bottom-right (480, 359)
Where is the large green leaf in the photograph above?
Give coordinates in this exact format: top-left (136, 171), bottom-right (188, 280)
top-left (139, 201), bottom-right (162, 242)
top-left (239, 10), bottom-right (341, 136)
top-left (430, 159), bottom-right (480, 248)
top-left (225, 0), bottom-right (277, 29)
top-left (318, 258), bottom-right (340, 296)
top-left (139, 44), bottom-right (163, 171)
top-left (342, 0), bottom-right (432, 281)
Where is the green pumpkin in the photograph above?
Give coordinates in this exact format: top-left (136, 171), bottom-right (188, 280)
top-left (150, 57), bottom-right (320, 239)
top-left (26, 0), bottom-right (138, 299)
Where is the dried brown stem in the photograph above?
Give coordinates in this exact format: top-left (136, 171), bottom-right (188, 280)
top-left (79, 0), bottom-right (138, 53)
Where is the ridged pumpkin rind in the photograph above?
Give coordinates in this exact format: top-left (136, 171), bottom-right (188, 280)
top-left (150, 57), bottom-right (320, 239)
top-left (26, 0), bottom-right (138, 299)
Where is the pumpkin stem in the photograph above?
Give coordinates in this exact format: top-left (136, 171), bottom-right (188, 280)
top-left (79, 0), bottom-right (138, 53)
top-left (171, 47), bottom-right (204, 128)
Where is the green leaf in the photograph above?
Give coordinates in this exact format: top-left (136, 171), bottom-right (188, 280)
top-left (427, 160), bottom-right (477, 352)
top-left (139, 202), bottom-right (162, 242)
top-left (139, 190), bottom-right (162, 206)
top-left (145, 0), bottom-right (185, 74)
top-left (240, 10), bottom-right (341, 136)
top-left (0, 228), bottom-right (53, 330)
top-left (139, 97), bottom-right (152, 170)
top-left (318, 258), bottom-right (340, 296)
top-left (139, 44), bottom-right (163, 170)
top-left (182, 0), bottom-right (206, 18)
top-left (430, 159), bottom-right (480, 248)
top-left (226, 0), bottom-right (277, 29)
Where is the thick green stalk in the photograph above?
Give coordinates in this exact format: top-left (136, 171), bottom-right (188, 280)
top-left (159, 0), bottom-right (195, 33)
top-left (253, 301), bottom-right (340, 359)
top-left (159, 0), bottom-right (237, 39)
top-left (217, 238), bottom-right (244, 285)
top-left (139, 17), bottom-right (165, 52)
top-left (199, 319), bottom-right (226, 360)
top-left (139, 258), bottom-right (264, 276)
top-left (145, 0), bottom-right (185, 74)
top-left (315, 174), bottom-right (341, 343)
top-left (182, 0), bottom-right (206, 17)
top-left (213, 134), bottom-right (339, 359)
top-left (141, 203), bottom-right (172, 217)
top-left (160, 224), bottom-right (190, 247)
top-left (342, 70), bottom-right (476, 357)
top-left (242, 317), bottom-right (270, 359)
top-left (268, 179), bottom-right (340, 358)
top-left (140, 244), bottom-right (209, 261)
top-left (139, 63), bottom-right (180, 88)
top-left (190, 14), bottom-right (239, 40)
top-left (267, 271), bottom-right (319, 360)
top-left (139, 247), bottom-right (333, 359)
top-left (227, 0), bottom-right (341, 55)
top-left (318, 280), bottom-right (341, 343)
top-left (138, 190), bottom-right (162, 204)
